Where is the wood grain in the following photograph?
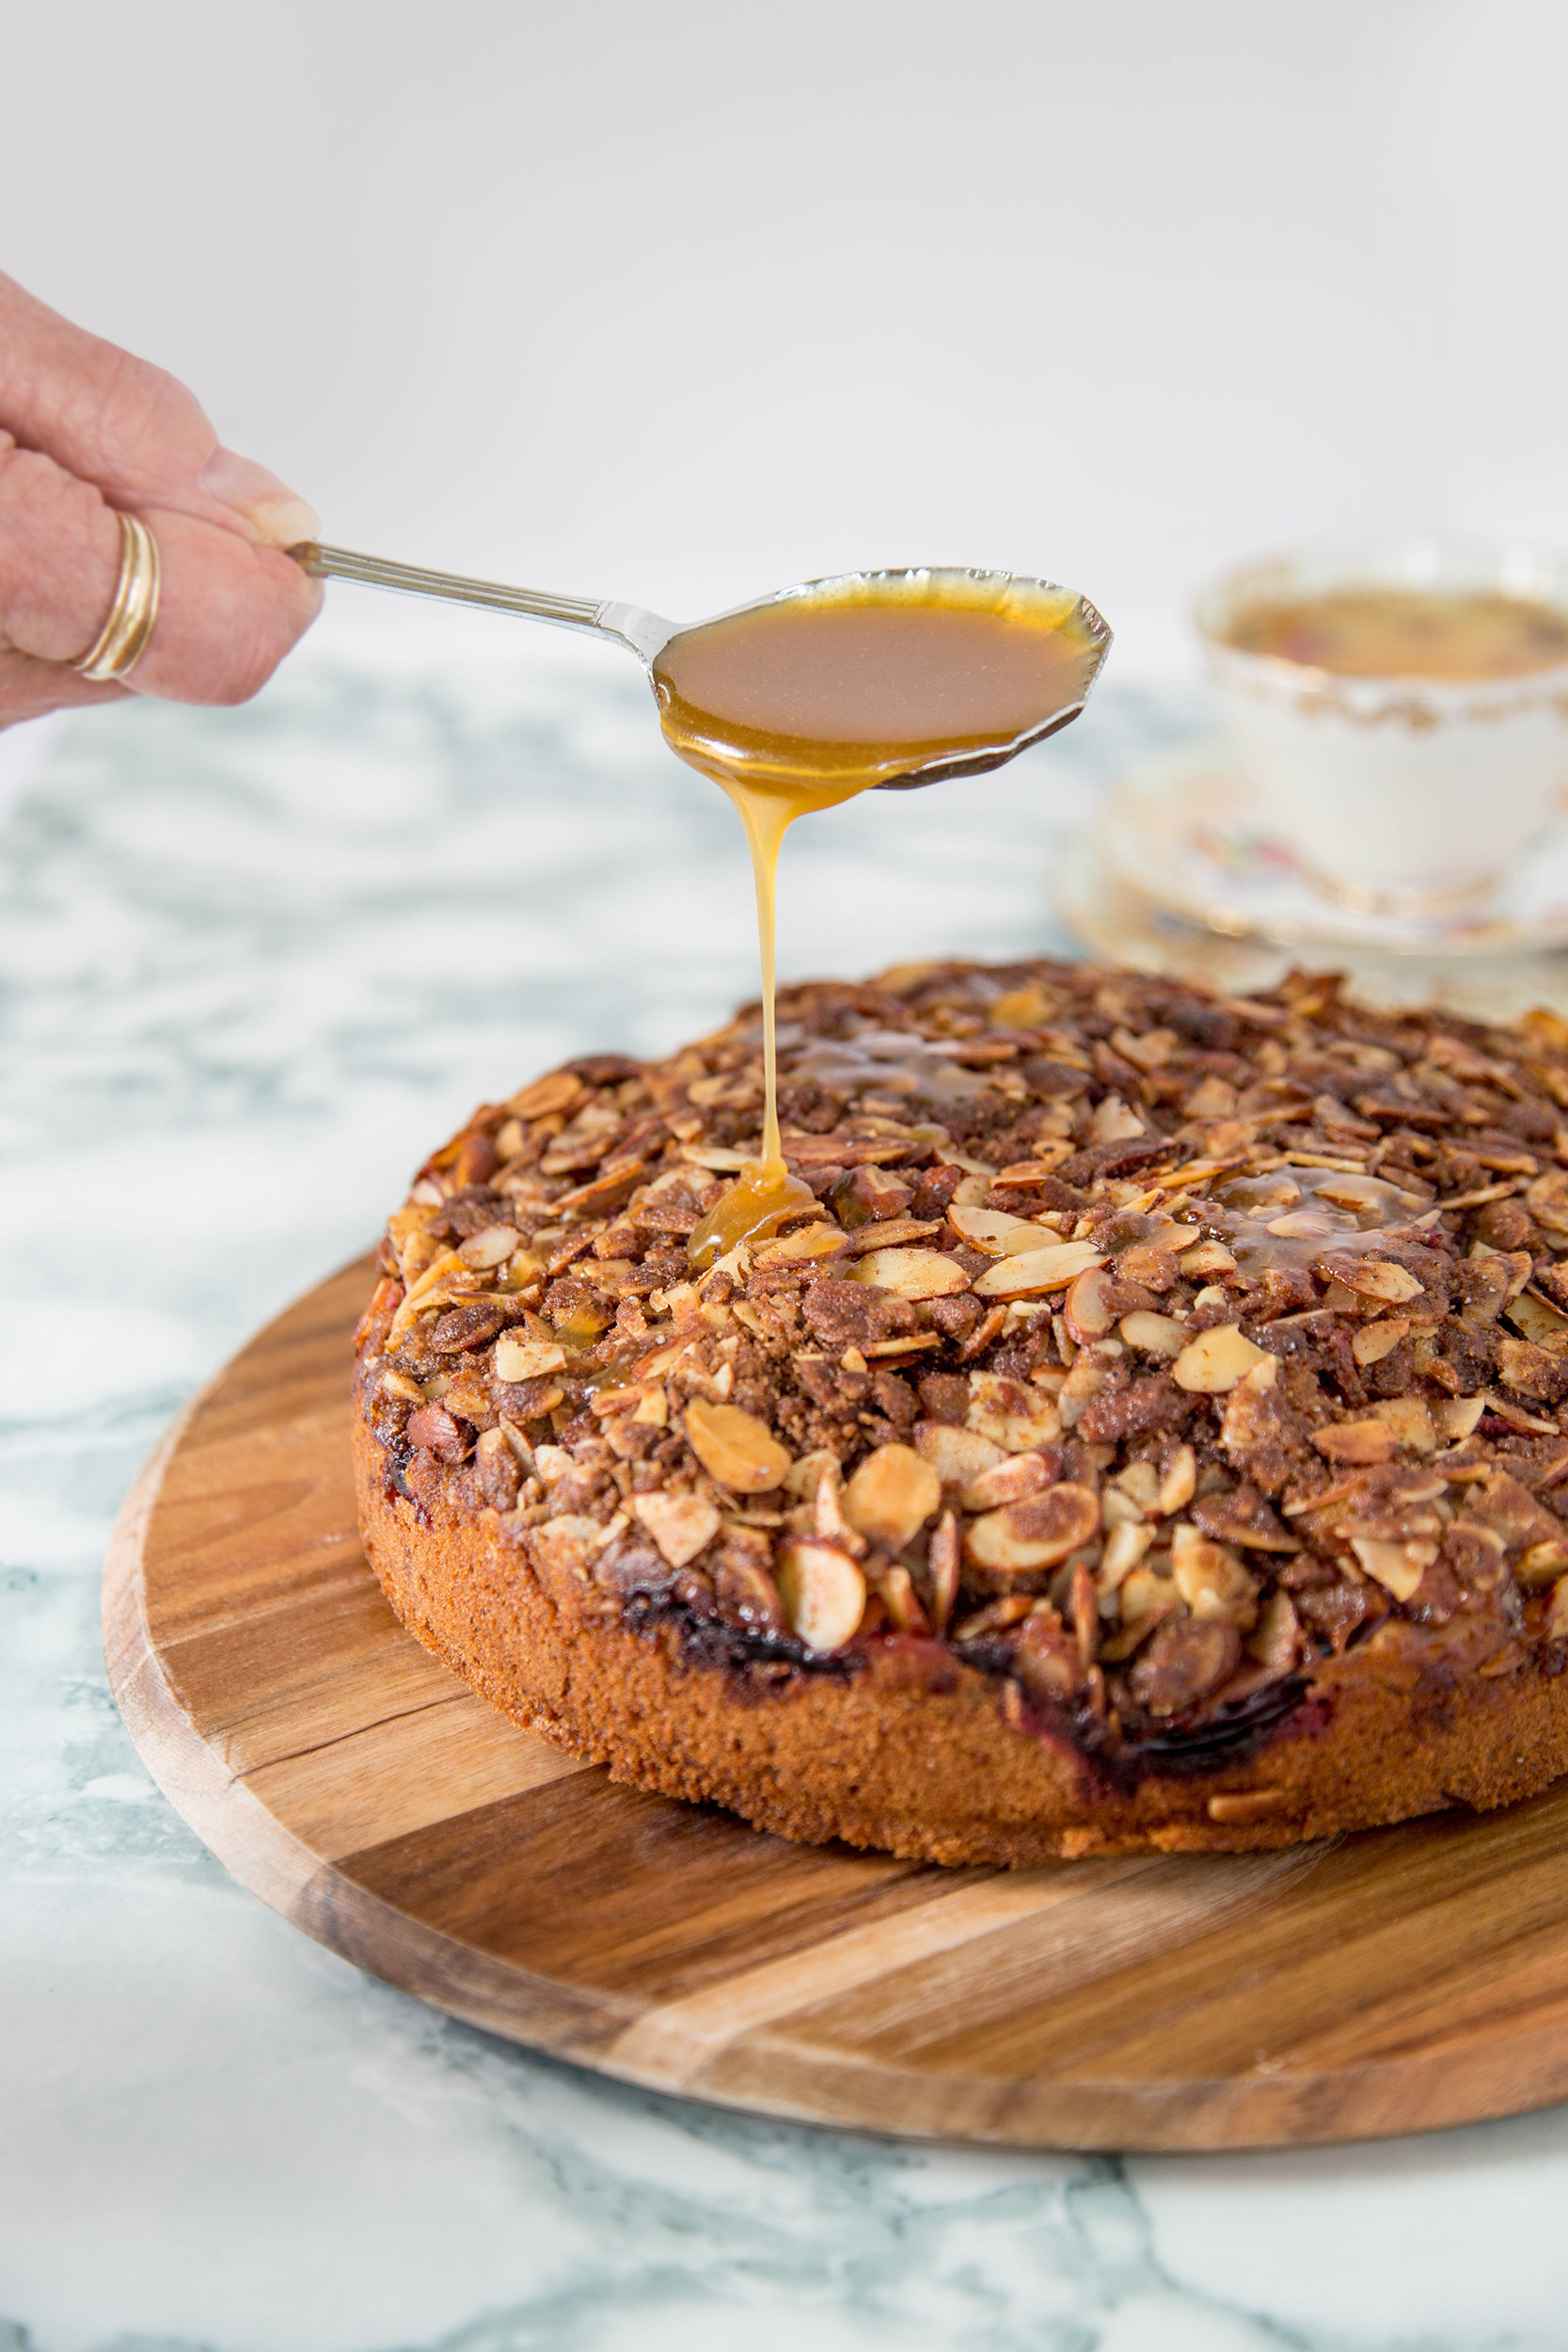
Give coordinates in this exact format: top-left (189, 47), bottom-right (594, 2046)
top-left (103, 1257), bottom-right (1568, 2150)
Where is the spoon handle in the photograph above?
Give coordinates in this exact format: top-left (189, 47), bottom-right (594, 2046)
top-left (285, 541), bottom-right (678, 665)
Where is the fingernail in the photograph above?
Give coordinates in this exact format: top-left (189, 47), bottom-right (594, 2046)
top-left (199, 445), bottom-right (320, 548)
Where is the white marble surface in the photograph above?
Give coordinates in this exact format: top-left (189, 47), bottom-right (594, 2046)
top-left (3, 602), bottom-right (1565, 2352)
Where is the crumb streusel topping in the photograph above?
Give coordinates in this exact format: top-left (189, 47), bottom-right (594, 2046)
top-left (355, 959), bottom-right (1568, 1781)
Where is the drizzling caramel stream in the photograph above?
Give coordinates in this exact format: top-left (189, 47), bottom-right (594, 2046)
top-left (657, 574), bottom-right (1106, 1269)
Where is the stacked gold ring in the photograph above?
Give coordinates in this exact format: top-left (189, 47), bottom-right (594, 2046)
top-left (71, 511), bottom-right (162, 682)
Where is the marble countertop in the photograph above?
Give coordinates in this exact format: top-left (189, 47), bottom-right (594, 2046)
top-left (3, 601), bottom-right (1564, 2352)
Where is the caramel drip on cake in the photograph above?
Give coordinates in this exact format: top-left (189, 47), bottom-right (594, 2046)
top-left (656, 577), bottom-right (1103, 1267)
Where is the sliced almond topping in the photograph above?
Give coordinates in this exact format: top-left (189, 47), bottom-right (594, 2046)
top-left (1370, 1397), bottom-right (1437, 1454)
top-left (753, 1222), bottom-right (847, 1264)
top-left (1546, 1574), bottom-right (1568, 1641)
top-left (1179, 1239), bottom-right (1237, 1278)
top-left (1312, 1419), bottom-right (1396, 1466)
top-left (458, 1224), bottom-right (522, 1269)
top-left (1433, 1395), bottom-right (1486, 1443)
top-left (973, 1240), bottom-right (1104, 1299)
top-left (1099, 1518), bottom-right (1155, 1590)
top-left (946, 1205), bottom-right (1043, 1255)
top-left (1157, 1444), bottom-right (1197, 1516)
top-left (850, 1248), bottom-right (971, 1300)
top-left (965, 1370), bottom-right (1063, 1453)
top-left (1351, 1535), bottom-right (1437, 1600)
top-left (510, 1071), bottom-right (586, 1120)
top-left (1170, 1522), bottom-right (1259, 1628)
top-left (1119, 1309), bottom-right (1187, 1359)
top-left (962, 1453), bottom-right (1054, 1512)
top-left (914, 1422), bottom-right (1006, 1487)
top-left (495, 1334), bottom-right (570, 1382)
top-left (1331, 1257), bottom-right (1426, 1306)
top-left (843, 1443), bottom-right (942, 1549)
top-left (1507, 1290), bottom-right (1568, 1354)
top-left (775, 1539), bottom-right (866, 1653)
top-left (1064, 1264), bottom-right (1118, 1344)
top-left (631, 1489), bottom-right (721, 1568)
top-left (963, 1484), bottom-right (1101, 1581)
top-left (926, 1507), bottom-right (960, 1634)
top-left (1090, 1094), bottom-right (1146, 1143)
top-left (1172, 1323), bottom-right (1270, 1394)
top-left (681, 1398), bottom-right (792, 1492)
top-left (1246, 1588), bottom-right (1302, 1674)
top-left (1352, 1317), bottom-right (1409, 1367)
top-left (1517, 1537), bottom-right (1568, 1589)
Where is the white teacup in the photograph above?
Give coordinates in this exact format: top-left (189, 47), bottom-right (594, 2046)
top-left (1196, 538), bottom-right (1568, 910)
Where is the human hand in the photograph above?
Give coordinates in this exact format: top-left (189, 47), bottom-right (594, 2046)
top-left (0, 272), bottom-right (323, 728)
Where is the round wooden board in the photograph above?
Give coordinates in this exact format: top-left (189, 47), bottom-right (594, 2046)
top-left (104, 1259), bottom-right (1568, 2152)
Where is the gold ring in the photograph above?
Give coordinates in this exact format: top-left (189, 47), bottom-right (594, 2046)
top-left (71, 512), bottom-right (162, 682)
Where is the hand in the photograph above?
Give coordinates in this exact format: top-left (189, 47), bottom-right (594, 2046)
top-left (0, 272), bottom-right (324, 728)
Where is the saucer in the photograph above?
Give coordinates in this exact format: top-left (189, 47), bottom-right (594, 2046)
top-left (1092, 741), bottom-right (1568, 956)
top-left (1054, 829), bottom-right (1568, 1025)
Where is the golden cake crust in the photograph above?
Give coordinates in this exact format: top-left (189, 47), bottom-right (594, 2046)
top-left (351, 958), bottom-right (1568, 1863)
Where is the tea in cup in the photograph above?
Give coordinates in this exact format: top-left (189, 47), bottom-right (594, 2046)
top-left (1196, 540), bottom-right (1568, 909)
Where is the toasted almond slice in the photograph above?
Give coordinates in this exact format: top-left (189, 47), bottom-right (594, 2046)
top-left (1518, 1537), bottom-right (1568, 1589)
top-left (962, 1453), bottom-right (1054, 1512)
top-left (510, 1071), bottom-right (585, 1120)
top-left (914, 1422), bottom-right (1006, 1487)
top-left (1157, 1444), bottom-right (1197, 1516)
top-left (682, 1399), bottom-right (792, 1492)
top-left (1064, 1264), bottom-right (1118, 1343)
top-left (1352, 1535), bottom-right (1437, 1601)
top-left (1170, 1522), bottom-right (1259, 1628)
top-left (1179, 1239), bottom-right (1237, 1277)
top-left (458, 1224), bottom-right (522, 1269)
top-left (1546, 1574), bottom-right (1568, 1639)
top-left (1091, 1094), bottom-right (1146, 1143)
top-left (1312, 1419), bottom-right (1397, 1466)
top-left (1099, 1518), bottom-right (1155, 1591)
top-left (1433, 1395), bottom-right (1486, 1443)
top-left (843, 1443), bottom-right (942, 1549)
top-left (631, 1489), bottom-right (721, 1568)
top-left (973, 1241), bottom-right (1104, 1299)
top-left (850, 1247), bottom-right (971, 1300)
top-left (946, 1205), bottom-right (1042, 1255)
top-left (1370, 1397), bottom-right (1437, 1454)
top-left (1352, 1317), bottom-right (1409, 1367)
top-left (963, 1484), bottom-right (1101, 1581)
top-left (1332, 1257), bottom-right (1426, 1306)
top-left (753, 1222), bottom-right (847, 1264)
top-left (495, 1334), bottom-right (570, 1382)
top-left (1119, 1309), bottom-right (1187, 1359)
top-left (1172, 1324), bottom-right (1270, 1393)
top-left (966, 1370), bottom-right (1063, 1452)
top-left (1508, 1289), bottom-right (1568, 1353)
top-left (775, 1539), bottom-right (866, 1652)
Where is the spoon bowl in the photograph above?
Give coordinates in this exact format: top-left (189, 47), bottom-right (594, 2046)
top-left (289, 546), bottom-right (1111, 790)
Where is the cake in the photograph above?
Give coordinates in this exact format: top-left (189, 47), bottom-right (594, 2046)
top-left (352, 958), bottom-right (1568, 1862)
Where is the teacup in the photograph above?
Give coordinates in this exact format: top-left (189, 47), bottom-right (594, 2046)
top-left (1195, 538), bottom-right (1568, 910)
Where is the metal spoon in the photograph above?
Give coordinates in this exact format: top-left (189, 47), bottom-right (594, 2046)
top-left (287, 542), bottom-right (1111, 788)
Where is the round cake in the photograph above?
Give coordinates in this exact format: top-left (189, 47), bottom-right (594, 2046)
top-left (353, 957), bottom-right (1568, 1862)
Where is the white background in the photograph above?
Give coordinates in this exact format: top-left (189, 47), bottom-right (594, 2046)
top-left (6, 0), bottom-right (1566, 675)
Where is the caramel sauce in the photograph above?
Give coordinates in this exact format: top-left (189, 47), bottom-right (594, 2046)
top-left (1207, 1167), bottom-right (1432, 1270)
top-left (661, 573), bottom-right (1106, 1267)
top-left (1225, 587), bottom-right (1568, 681)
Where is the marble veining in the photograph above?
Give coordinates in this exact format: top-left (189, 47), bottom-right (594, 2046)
top-left (1, 597), bottom-right (1561, 2351)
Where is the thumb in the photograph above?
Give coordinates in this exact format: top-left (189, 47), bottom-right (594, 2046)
top-left (198, 445), bottom-right (320, 551)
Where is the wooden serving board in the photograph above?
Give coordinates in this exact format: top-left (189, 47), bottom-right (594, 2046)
top-left (104, 1259), bottom-right (1568, 2151)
